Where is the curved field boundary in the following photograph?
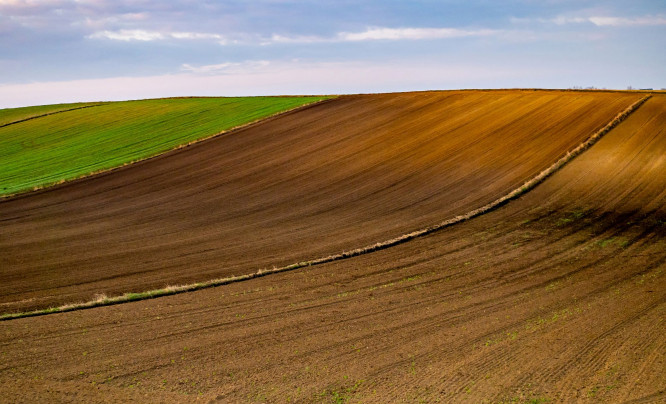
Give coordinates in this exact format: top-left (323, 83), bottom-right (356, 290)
top-left (0, 97), bottom-right (333, 200)
top-left (0, 95), bottom-right (651, 321)
top-left (0, 103), bottom-right (104, 129)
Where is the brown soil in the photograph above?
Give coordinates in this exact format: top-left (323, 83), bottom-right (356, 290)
top-left (0, 90), bottom-right (641, 313)
top-left (0, 93), bottom-right (663, 403)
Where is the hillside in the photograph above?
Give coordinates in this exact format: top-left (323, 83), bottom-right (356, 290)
top-left (0, 90), bottom-right (641, 312)
top-left (0, 90), bottom-right (663, 403)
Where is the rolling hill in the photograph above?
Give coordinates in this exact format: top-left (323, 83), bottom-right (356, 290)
top-left (0, 90), bottom-right (663, 403)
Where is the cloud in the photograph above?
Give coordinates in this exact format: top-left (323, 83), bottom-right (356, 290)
top-left (88, 29), bottom-right (164, 41)
top-left (588, 16), bottom-right (666, 27)
top-left (88, 29), bottom-right (228, 43)
top-left (515, 14), bottom-right (666, 27)
top-left (0, 0), bottom-right (66, 11)
top-left (268, 33), bottom-right (326, 44)
top-left (170, 32), bottom-right (224, 40)
top-left (268, 26), bottom-right (499, 44)
top-left (549, 16), bottom-right (588, 25)
top-left (89, 26), bottom-right (499, 45)
top-left (180, 60), bottom-right (271, 74)
top-left (338, 27), bottom-right (498, 41)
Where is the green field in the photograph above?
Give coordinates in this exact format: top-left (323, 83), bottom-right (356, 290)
top-left (0, 102), bottom-right (101, 127)
top-left (0, 96), bottom-right (329, 196)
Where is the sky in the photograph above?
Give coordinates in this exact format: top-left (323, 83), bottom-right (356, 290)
top-left (0, 0), bottom-right (665, 108)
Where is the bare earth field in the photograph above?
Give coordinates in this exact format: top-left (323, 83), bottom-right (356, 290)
top-left (0, 91), bottom-right (664, 403)
top-left (0, 90), bottom-right (641, 312)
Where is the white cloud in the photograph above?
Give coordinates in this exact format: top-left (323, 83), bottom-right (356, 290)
top-left (88, 29), bottom-right (229, 43)
top-left (266, 26), bottom-right (499, 44)
top-left (85, 26), bottom-right (503, 46)
top-left (268, 33), bottom-right (325, 44)
top-left (89, 29), bottom-right (164, 41)
top-left (588, 16), bottom-right (666, 27)
top-left (0, 0), bottom-right (65, 9)
top-left (517, 14), bottom-right (666, 27)
top-left (170, 32), bottom-right (223, 40)
top-left (338, 27), bottom-right (497, 41)
top-left (180, 60), bottom-right (271, 74)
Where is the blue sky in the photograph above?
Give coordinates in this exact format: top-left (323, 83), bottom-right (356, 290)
top-left (0, 0), bottom-right (664, 108)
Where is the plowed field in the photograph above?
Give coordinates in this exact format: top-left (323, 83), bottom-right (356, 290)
top-left (0, 91), bottom-right (663, 403)
top-left (0, 90), bottom-right (642, 313)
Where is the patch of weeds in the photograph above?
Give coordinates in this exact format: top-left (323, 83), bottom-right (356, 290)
top-left (556, 209), bottom-right (589, 227)
top-left (634, 267), bottom-right (663, 285)
top-left (556, 217), bottom-right (574, 226)
top-left (408, 359), bottom-right (416, 375)
top-left (595, 237), bottom-right (629, 249)
top-left (483, 330), bottom-right (518, 348)
top-left (526, 398), bottom-right (551, 404)
top-left (570, 209), bottom-right (586, 219)
top-left (124, 292), bottom-right (145, 301)
top-left (317, 379), bottom-right (364, 403)
top-left (525, 306), bottom-right (581, 331)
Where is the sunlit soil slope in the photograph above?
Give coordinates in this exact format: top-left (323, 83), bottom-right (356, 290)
top-left (0, 90), bottom-right (641, 312)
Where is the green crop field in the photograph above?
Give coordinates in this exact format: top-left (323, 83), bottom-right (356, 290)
top-left (0, 102), bottom-right (101, 127)
top-left (0, 96), bottom-right (329, 196)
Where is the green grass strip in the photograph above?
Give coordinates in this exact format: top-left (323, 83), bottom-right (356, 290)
top-left (0, 96), bottom-right (331, 196)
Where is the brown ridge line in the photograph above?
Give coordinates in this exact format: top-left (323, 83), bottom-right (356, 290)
top-left (0, 95), bottom-right (651, 321)
top-left (0, 103), bottom-right (106, 129)
top-left (0, 96), bottom-right (336, 201)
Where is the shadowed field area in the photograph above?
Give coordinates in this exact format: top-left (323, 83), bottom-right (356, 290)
top-left (0, 90), bottom-right (641, 312)
top-left (0, 93), bottom-right (663, 402)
